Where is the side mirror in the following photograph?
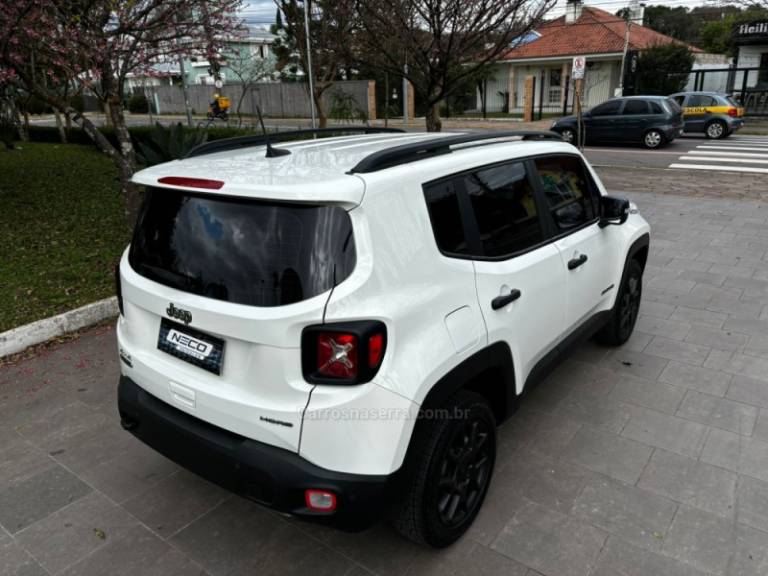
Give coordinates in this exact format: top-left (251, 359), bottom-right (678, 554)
top-left (599, 195), bottom-right (630, 228)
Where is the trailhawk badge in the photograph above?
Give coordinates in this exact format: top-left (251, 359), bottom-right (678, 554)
top-left (167, 303), bottom-right (192, 325)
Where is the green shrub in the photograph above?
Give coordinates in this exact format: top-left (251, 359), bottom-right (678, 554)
top-left (127, 93), bottom-right (150, 114)
top-left (136, 122), bottom-right (209, 166)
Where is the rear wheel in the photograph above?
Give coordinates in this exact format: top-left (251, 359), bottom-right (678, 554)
top-left (643, 129), bottom-right (664, 149)
top-left (706, 120), bottom-right (727, 139)
top-left (560, 128), bottom-right (575, 144)
top-left (392, 390), bottom-right (496, 547)
top-left (596, 259), bottom-right (643, 346)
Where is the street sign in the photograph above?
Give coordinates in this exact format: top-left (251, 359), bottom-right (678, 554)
top-left (572, 56), bottom-right (586, 80)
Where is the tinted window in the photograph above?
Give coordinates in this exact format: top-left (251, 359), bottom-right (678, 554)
top-left (666, 98), bottom-right (682, 113)
top-left (623, 100), bottom-right (649, 115)
top-left (591, 100), bottom-right (622, 116)
top-left (462, 162), bottom-right (543, 257)
top-left (649, 101), bottom-right (663, 114)
top-left (673, 95), bottom-right (685, 106)
top-left (129, 189), bottom-right (355, 307)
top-left (535, 156), bottom-right (599, 230)
top-left (687, 95), bottom-right (717, 107)
top-left (424, 181), bottom-right (469, 255)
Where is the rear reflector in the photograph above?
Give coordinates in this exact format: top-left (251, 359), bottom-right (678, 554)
top-left (305, 489), bottom-right (337, 512)
top-left (157, 176), bottom-right (225, 190)
top-left (368, 333), bottom-right (384, 368)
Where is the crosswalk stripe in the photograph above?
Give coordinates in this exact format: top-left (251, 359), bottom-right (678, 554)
top-left (680, 156), bottom-right (768, 165)
top-left (669, 163), bottom-right (768, 174)
top-left (696, 145), bottom-right (768, 152)
top-left (686, 150), bottom-right (768, 158)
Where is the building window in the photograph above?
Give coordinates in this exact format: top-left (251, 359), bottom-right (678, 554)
top-left (760, 53), bottom-right (768, 84)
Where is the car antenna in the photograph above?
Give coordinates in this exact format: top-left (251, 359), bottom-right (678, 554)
top-left (256, 106), bottom-right (290, 158)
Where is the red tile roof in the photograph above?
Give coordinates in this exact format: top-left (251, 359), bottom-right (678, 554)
top-left (498, 6), bottom-right (701, 61)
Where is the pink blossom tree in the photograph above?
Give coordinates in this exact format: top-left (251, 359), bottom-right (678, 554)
top-left (0, 0), bottom-right (242, 224)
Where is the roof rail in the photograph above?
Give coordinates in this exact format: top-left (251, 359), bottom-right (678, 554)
top-left (184, 127), bottom-right (406, 159)
top-left (348, 131), bottom-right (565, 174)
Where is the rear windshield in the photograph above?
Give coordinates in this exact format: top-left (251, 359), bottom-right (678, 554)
top-left (129, 188), bottom-right (356, 307)
top-left (726, 96), bottom-right (740, 107)
top-left (665, 98), bottom-right (682, 113)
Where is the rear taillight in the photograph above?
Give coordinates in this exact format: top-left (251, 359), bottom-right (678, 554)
top-left (115, 263), bottom-right (124, 316)
top-left (302, 321), bottom-right (387, 384)
top-left (728, 107), bottom-right (738, 117)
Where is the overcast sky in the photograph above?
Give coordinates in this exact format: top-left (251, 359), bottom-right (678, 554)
top-left (240, 0), bottom-right (718, 27)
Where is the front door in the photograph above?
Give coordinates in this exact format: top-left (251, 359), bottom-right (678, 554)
top-left (613, 98), bottom-right (650, 142)
top-left (532, 155), bottom-right (619, 331)
top-left (463, 160), bottom-right (566, 390)
top-left (585, 99), bottom-right (623, 142)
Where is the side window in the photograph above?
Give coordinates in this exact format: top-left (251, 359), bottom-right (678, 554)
top-left (673, 95), bottom-right (686, 106)
top-left (688, 95), bottom-right (716, 107)
top-left (423, 180), bottom-right (469, 255)
top-left (534, 156), bottom-right (599, 231)
top-left (462, 162), bottom-right (544, 257)
top-left (591, 100), bottom-right (622, 116)
top-left (649, 101), bottom-right (663, 114)
top-left (623, 100), bottom-right (649, 115)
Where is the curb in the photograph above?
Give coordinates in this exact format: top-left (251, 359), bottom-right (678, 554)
top-left (0, 297), bottom-right (118, 359)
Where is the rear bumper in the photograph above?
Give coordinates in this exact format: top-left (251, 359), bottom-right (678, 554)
top-left (118, 376), bottom-right (399, 531)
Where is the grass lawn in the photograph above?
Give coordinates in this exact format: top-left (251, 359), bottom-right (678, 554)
top-left (0, 142), bottom-right (130, 332)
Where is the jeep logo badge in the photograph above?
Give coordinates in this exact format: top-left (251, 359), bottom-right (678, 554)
top-left (167, 303), bottom-right (192, 325)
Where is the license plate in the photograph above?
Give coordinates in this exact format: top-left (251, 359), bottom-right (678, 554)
top-left (157, 318), bottom-right (224, 375)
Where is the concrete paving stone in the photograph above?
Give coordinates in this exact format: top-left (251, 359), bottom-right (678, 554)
top-left (680, 270), bottom-right (728, 288)
top-left (402, 537), bottom-right (530, 576)
top-left (662, 505), bottom-right (736, 576)
top-left (594, 536), bottom-right (710, 576)
top-left (48, 419), bottom-right (138, 473)
top-left (677, 390), bottom-right (758, 436)
top-left (553, 391), bottom-right (638, 434)
top-left (670, 306), bottom-right (728, 327)
top-left (491, 500), bottom-right (606, 576)
top-left (571, 476), bottom-right (677, 551)
top-left (122, 470), bottom-right (229, 537)
top-left (620, 407), bottom-right (708, 459)
top-left (735, 475), bottom-right (768, 534)
top-left (171, 498), bottom-right (290, 576)
top-left (538, 359), bottom-right (619, 397)
top-left (725, 276), bottom-right (768, 295)
top-left (607, 374), bottom-right (686, 415)
top-left (691, 283), bottom-right (743, 301)
top-left (639, 301), bottom-right (676, 319)
top-left (59, 524), bottom-right (207, 576)
top-left (0, 538), bottom-right (48, 576)
top-left (644, 337), bottom-right (711, 366)
top-left (561, 427), bottom-right (653, 485)
top-left (703, 349), bottom-right (736, 372)
top-left (634, 315), bottom-right (692, 341)
top-left (730, 522), bottom-right (768, 576)
top-left (684, 326), bottom-right (749, 352)
top-left (644, 287), bottom-right (713, 311)
top-left (465, 479), bottom-right (528, 546)
top-left (600, 349), bottom-right (670, 381)
top-left (14, 491), bottom-right (138, 574)
top-left (15, 402), bottom-right (109, 451)
top-left (0, 464), bottom-right (91, 534)
top-left (76, 438), bottom-right (179, 504)
top-left (714, 353), bottom-right (768, 381)
top-left (495, 448), bottom-right (595, 514)
top-left (505, 407), bottom-right (582, 458)
top-left (637, 448), bottom-right (737, 518)
top-left (659, 361), bottom-right (732, 397)
top-left (708, 264), bottom-right (757, 279)
top-left (568, 341), bottom-right (610, 365)
top-left (0, 436), bottom-right (54, 491)
top-left (722, 317), bottom-right (768, 338)
top-left (701, 428), bottom-right (768, 482)
top-left (669, 258), bottom-right (713, 273)
top-left (752, 409), bottom-right (768, 443)
top-left (657, 249), bottom-right (702, 264)
top-left (622, 330), bottom-right (654, 353)
top-left (705, 295), bottom-right (762, 320)
top-left (727, 375), bottom-right (768, 409)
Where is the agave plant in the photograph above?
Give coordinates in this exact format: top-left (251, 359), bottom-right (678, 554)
top-left (136, 122), bottom-right (208, 166)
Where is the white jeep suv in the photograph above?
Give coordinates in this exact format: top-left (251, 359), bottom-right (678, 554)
top-left (116, 129), bottom-right (650, 547)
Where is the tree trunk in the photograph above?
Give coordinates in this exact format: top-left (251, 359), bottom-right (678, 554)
top-left (54, 110), bottom-right (67, 143)
top-left (106, 97), bottom-right (141, 225)
top-left (22, 110), bottom-right (30, 141)
top-left (425, 102), bottom-right (442, 132)
top-left (314, 90), bottom-right (327, 128)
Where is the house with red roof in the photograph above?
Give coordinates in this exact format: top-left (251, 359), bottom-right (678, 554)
top-left (479, 0), bottom-right (707, 114)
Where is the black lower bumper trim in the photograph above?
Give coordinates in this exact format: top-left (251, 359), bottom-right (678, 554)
top-left (118, 376), bottom-right (398, 531)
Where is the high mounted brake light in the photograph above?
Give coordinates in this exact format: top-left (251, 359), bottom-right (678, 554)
top-left (157, 176), bottom-right (225, 190)
top-left (302, 321), bottom-right (387, 385)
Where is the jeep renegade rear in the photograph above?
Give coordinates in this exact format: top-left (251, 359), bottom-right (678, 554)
top-left (117, 129), bottom-right (650, 547)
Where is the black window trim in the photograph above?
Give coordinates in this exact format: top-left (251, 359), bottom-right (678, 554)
top-left (421, 152), bottom-right (602, 263)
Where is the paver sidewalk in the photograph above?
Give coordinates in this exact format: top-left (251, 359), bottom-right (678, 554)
top-left (3, 190), bottom-right (768, 575)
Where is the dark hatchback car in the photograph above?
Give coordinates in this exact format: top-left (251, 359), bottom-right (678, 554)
top-left (551, 96), bottom-right (684, 149)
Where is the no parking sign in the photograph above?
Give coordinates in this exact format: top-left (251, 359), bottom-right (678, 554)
top-left (572, 56), bottom-right (586, 80)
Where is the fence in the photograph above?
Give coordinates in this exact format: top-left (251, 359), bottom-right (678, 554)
top-left (144, 80), bottom-right (375, 120)
top-left (683, 67), bottom-right (768, 116)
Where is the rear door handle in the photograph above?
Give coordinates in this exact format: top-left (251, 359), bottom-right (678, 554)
top-left (491, 289), bottom-right (521, 310)
top-left (568, 254), bottom-right (588, 270)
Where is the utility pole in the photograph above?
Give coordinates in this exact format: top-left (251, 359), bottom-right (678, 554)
top-left (177, 56), bottom-right (194, 127)
top-left (402, 61), bottom-right (409, 125)
top-left (303, 0), bottom-right (317, 129)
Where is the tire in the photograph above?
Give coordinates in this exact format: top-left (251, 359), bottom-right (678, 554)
top-left (706, 120), bottom-right (727, 140)
top-left (560, 128), bottom-right (575, 144)
top-left (596, 258), bottom-right (643, 346)
top-left (392, 390), bottom-right (496, 548)
top-left (643, 129), bottom-right (664, 149)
